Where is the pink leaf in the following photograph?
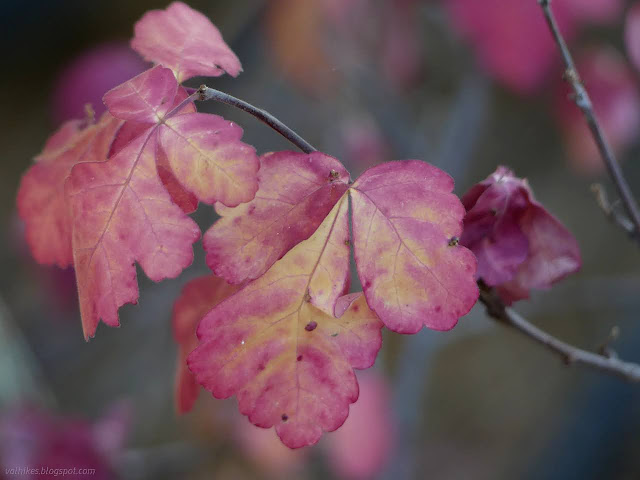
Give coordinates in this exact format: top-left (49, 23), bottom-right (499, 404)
top-left (103, 65), bottom-right (178, 123)
top-left (109, 84), bottom-right (199, 213)
top-left (460, 167), bottom-right (581, 304)
top-left (17, 112), bottom-right (123, 267)
top-left (172, 275), bottom-right (240, 414)
top-left (131, 1), bottom-right (242, 83)
top-left (203, 151), bottom-right (350, 284)
top-left (159, 113), bottom-right (259, 206)
top-left (67, 130), bottom-right (200, 339)
top-left (350, 161), bottom-right (478, 333)
top-left (189, 197), bottom-right (383, 448)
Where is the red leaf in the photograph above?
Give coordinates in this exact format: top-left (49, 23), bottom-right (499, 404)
top-left (158, 113), bottom-right (259, 207)
top-left (103, 65), bottom-right (179, 123)
top-left (172, 275), bottom-right (239, 414)
top-left (189, 197), bottom-right (383, 448)
top-left (203, 151), bottom-right (349, 284)
top-left (17, 112), bottom-right (122, 267)
top-left (131, 1), bottom-right (242, 83)
top-left (67, 130), bottom-right (201, 339)
top-left (350, 161), bottom-right (478, 333)
top-left (109, 82), bottom-right (199, 213)
top-left (53, 65), bottom-right (259, 338)
top-left (461, 167), bottom-right (581, 303)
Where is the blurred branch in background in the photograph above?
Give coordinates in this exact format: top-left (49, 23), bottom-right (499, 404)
top-left (538, 0), bottom-right (640, 242)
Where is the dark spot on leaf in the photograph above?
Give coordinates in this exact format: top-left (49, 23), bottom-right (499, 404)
top-left (331, 332), bottom-right (339, 337)
top-left (448, 236), bottom-right (459, 247)
top-left (329, 169), bottom-right (340, 181)
top-left (305, 321), bottom-right (318, 332)
top-left (491, 208), bottom-right (498, 216)
top-left (353, 305), bottom-right (359, 312)
top-left (257, 363), bottom-right (265, 371)
top-left (281, 414), bottom-right (288, 422)
top-left (435, 305), bottom-right (442, 313)
top-left (297, 355), bottom-right (303, 361)
top-left (303, 290), bottom-right (311, 302)
top-left (344, 239), bottom-right (351, 246)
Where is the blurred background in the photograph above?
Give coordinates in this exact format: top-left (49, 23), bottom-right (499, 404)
top-left (2, 0), bottom-right (640, 478)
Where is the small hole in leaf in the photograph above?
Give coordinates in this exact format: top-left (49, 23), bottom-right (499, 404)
top-left (448, 236), bottom-right (459, 247)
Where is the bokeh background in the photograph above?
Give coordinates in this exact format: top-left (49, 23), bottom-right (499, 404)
top-left (2, 0), bottom-right (640, 478)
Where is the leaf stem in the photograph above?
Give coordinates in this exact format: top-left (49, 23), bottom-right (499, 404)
top-left (538, 0), bottom-right (640, 240)
top-left (479, 283), bottom-right (640, 382)
top-left (195, 85), bottom-right (316, 154)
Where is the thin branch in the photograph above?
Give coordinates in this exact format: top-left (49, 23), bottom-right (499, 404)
top-left (479, 283), bottom-right (640, 382)
top-left (196, 85), bottom-right (316, 154)
top-left (591, 183), bottom-right (638, 240)
top-left (538, 0), bottom-right (640, 239)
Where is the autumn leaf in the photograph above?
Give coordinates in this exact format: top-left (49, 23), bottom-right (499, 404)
top-left (461, 167), bottom-right (581, 304)
top-left (104, 65), bottom-right (259, 207)
top-left (158, 113), bottom-right (259, 207)
top-left (17, 112), bottom-right (123, 267)
top-left (350, 160), bottom-right (478, 333)
top-left (102, 64), bottom-right (179, 123)
top-left (108, 83), bottom-right (198, 213)
top-left (67, 131), bottom-right (201, 339)
top-left (189, 197), bottom-right (383, 448)
top-left (131, 1), bottom-right (242, 83)
top-left (65, 65), bottom-right (258, 338)
top-left (203, 151), bottom-right (350, 284)
top-left (172, 275), bottom-right (239, 414)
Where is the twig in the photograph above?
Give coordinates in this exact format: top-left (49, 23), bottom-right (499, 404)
top-left (591, 184), bottom-right (638, 240)
top-left (196, 85), bottom-right (316, 154)
top-left (479, 283), bottom-right (640, 382)
top-left (538, 0), bottom-right (640, 239)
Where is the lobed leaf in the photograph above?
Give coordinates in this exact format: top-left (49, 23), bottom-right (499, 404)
top-left (131, 1), bottom-right (242, 83)
top-left (67, 130), bottom-right (200, 339)
top-left (172, 275), bottom-right (239, 414)
top-left (108, 80), bottom-right (199, 214)
top-left (17, 112), bottom-right (123, 267)
top-left (104, 66), bottom-right (258, 208)
top-left (189, 196), bottom-right (383, 448)
top-left (103, 65), bottom-right (178, 123)
top-left (350, 161), bottom-right (478, 333)
top-left (159, 113), bottom-right (259, 207)
top-left (203, 151), bottom-right (349, 284)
